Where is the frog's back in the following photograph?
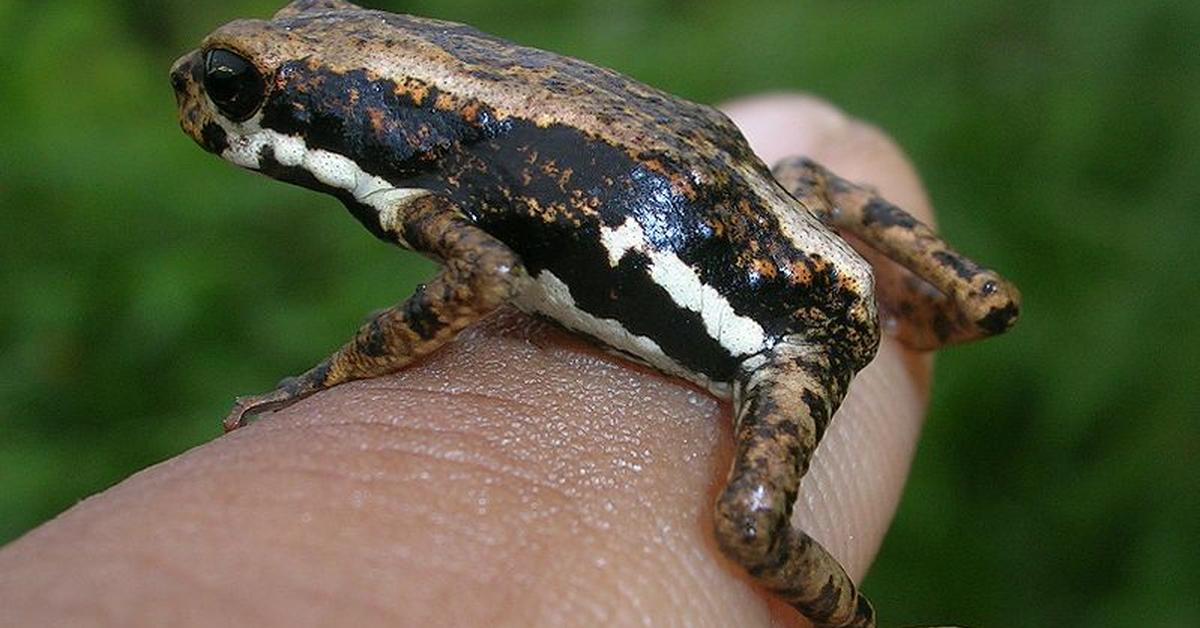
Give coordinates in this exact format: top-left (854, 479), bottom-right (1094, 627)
top-left (386, 15), bottom-right (761, 170)
top-left (229, 9), bottom-right (756, 174)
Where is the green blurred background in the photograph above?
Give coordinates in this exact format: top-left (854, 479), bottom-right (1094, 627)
top-left (1, 0), bottom-right (1197, 625)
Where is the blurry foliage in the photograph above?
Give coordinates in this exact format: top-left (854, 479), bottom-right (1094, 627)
top-left (1, 0), bottom-right (1197, 625)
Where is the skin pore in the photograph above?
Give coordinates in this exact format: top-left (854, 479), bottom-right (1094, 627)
top-left (0, 95), bottom-right (933, 627)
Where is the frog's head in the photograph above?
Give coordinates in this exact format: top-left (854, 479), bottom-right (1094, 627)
top-left (170, 1), bottom-right (364, 152)
top-left (170, 0), bottom-right (490, 191)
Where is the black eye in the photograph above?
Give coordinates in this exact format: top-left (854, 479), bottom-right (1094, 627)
top-left (203, 48), bottom-right (266, 121)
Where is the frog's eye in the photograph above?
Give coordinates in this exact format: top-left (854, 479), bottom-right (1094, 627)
top-left (203, 48), bottom-right (266, 122)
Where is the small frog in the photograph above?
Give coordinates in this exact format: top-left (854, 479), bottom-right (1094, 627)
top-left (170, 2), bottom-right (1019, 626)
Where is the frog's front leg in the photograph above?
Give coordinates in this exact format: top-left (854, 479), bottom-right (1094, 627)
top-left (716, 343), bottom-right (875, 628)
top-left (224, 194), bottom-right (524, 431)
top-left (773, 156), bottom-right (1020, 350)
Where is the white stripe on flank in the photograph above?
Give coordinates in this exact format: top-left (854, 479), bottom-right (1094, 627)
top-left (598, 218), bottom-right (646, 266)
top-left (217, 115), bottom-right (426, 246)
top-left (647, 252), bottom-right (766, 358)
top-left (510, 270), bottom-right (733, 398)
top-left (597, 217), bottom-right (767, 358)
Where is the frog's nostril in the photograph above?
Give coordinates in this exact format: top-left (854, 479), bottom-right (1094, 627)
top-left (171, 67), bottom-right (190, 93)
top-left (170, 56), bottom-right (196, 93)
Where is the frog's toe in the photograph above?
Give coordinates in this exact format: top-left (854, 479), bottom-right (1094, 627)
top-left (223, 397), bottom-right (256, 432)
top-left (222, 387), bottom-right (301, 432)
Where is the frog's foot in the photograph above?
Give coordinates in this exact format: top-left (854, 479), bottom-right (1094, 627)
top-left (225, 392), bottom-right (291, 432)
top-left (717, 344), bottom-right (875, 628)
top-left (224, 364), bottom-right (332, 431)
top-left (773, 156), bottom-right (1020, 349)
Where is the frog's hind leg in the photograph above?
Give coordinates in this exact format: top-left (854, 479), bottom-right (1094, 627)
top-left (223, 194), bottom-right (524, 431)
top-left (773, 156), bottom-right (1020, 350)
top-left (716, 344), bottom-right (875, 628)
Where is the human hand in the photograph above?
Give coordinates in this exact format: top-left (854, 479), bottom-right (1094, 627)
top-left (0, 94), bottom-right (933, 627)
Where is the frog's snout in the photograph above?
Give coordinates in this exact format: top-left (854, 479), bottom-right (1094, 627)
top-left (170, 53), bottom-right (200, 99)
top-left (170, 51), bottom-right (217, 151)
top-left (169, 52), bottom-right (205, 118)
top-left (170, 61), bottom-right (190, 97)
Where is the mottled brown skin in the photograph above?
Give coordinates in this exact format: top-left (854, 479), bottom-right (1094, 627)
top-left (720, 345), bottom-right (870, 626)
top-left (773, 157), bottom-right (1020, 349)
top-left (170, 2), bottom-right (1020, 626)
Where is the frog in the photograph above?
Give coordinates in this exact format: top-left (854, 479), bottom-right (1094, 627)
top-left (169, 1), bottom-right (1020, 626)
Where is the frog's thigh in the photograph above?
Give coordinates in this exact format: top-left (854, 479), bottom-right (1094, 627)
top-left (772, 156), bottom-right (1020, 350)
top-left (224, 195), bottom-right (523, 430)
top-left (716, 345), bottom-right (875, 628)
